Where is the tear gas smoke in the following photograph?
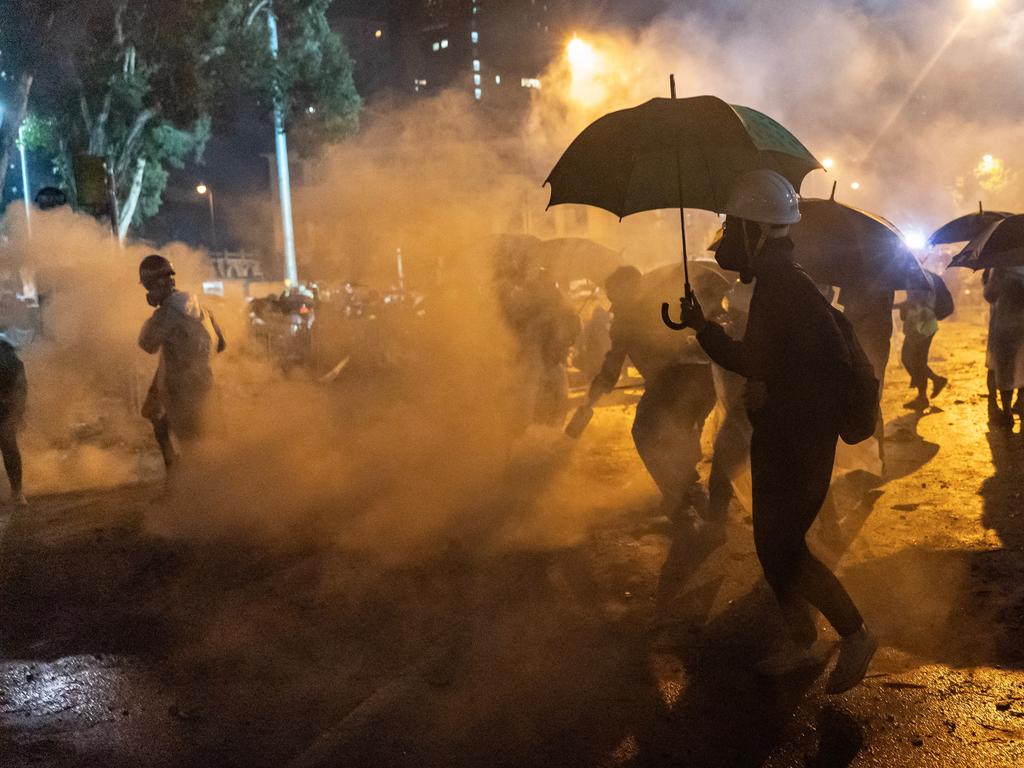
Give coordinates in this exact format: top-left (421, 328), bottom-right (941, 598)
top-left (2, 0), bottom-right (1021, 565)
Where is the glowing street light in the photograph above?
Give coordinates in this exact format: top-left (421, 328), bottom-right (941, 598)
top-left (196, 182), bottom-right (217, 251)
top-left (971, 0), bottom-right (996, 10)
top-left (566, 34), bottom-right (597, 77)
top-left (822, 157), bottom-right (835, 170)
top-left (904, 229), bottom-right (927, 250)
top-left (850, 181), bottom-right (861, 190)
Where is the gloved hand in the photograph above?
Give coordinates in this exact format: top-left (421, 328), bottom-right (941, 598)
top-left (679, 294), bottom-right (707, 332)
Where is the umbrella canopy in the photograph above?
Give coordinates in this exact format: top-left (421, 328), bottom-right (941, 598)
top-left (949, 214), bottom-right (1024, 270)
top-left (526, 237), bottom-right (622, 286)
top-left (545, 95), bottom-right (821, 219)
top-left (928, 203), bottom-right (1012, 246)
top-left (786, 198), bottom-right (929, 290)
top-left (642, 261), bottom-right (733, 316)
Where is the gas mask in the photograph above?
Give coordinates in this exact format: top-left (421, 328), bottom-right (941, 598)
top-left (715, 216), bottom-right (761, 284)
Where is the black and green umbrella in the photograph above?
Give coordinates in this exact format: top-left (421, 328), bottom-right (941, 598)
top-left (949, 214), bottom-right (1024, 270)
top-left (928, 202), bottom-right (1012, 247)
top-left (544, 81), bottom-right (820, 325)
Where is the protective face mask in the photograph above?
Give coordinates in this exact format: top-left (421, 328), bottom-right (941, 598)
top-left (714, 216), bottom-right (750, 274)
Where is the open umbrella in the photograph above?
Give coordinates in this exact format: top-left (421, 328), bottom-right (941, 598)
top-left (787, 186), bottom-right (928, 290)
top-left (928, 202), bottom-right (1012, 247)
top-left (544, 78), bottom-right (820, 326)
top-left (949, 214), bottom-right (1024, 270)
top-left (526, 237), bottom-right (622, 287)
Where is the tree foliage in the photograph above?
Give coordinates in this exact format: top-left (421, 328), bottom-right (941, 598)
top-left (5, 0), bottom-right (360, 237)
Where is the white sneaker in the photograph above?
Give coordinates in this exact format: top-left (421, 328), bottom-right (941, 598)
top-left (826, 624), bottom-right (878, 694)
top-left (756, 639), bottom-right (832, 676)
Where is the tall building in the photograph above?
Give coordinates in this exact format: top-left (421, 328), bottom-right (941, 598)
top-left (405, 0), bottom-right (572, 106)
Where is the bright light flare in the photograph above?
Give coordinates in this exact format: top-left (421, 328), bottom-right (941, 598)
top-left (904, 229), bottom-right (927, 250)
top-left (195, 183), bottom-right (208, 195)
top-left (822, 157), bottom-right (834, 170)
top-left (567, 35), bottom-right (598, 76)
top-left (972, 0), bottom-right (996, 10)
top-left (850, 181), bottom-right (861, 190)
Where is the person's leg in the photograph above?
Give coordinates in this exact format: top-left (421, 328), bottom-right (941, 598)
top-left (0, 419), bottom-right (24, 502)
top-left (632, 388), bottom-right (684, 513)
top-left (151, 416), bottom-right (177, 468)
top-left (902, 334), bottom-right (929, 408)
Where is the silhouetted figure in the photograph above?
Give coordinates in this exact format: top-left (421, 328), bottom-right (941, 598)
top-left (839, 284), bottom-right (894, 463)
top-left (680, 169), bottom-right (876, 694)
top-left (983, 267), bottom-right (1024, 428)
top-left (138, 255), bottom-right (226, 469)
top-left (502, 268), bottom-right (580, 426)
top-left (582, 266), bottom-right (716, 523)
top-left (897, 279), bottom-right (946, 411)
top-left (0, 333), bottom-right (26, 505)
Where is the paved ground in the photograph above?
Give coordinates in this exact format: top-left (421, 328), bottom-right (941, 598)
top-left (2, 315), bottom-right (1024, 767)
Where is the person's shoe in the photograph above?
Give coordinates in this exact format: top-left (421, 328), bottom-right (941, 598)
top-left (756, 639), bottom-right (832, 677)
top-left (931, 376), bottom-right (948, 399)
top-left (11, 492), bottom-right (27, 507)
top-left (989, 408), bottom-right (1014, 430)
top-left (902, 394), bottom-right (929, 411)
top-left (825, 624), bottom-right (878, 694)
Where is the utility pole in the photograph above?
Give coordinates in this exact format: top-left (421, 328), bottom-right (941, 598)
top-left (267, 6), bottom-right (299, 287)
top-left (17, 124), bottom-right (31, 238)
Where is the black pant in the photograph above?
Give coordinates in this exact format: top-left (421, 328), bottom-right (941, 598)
top-left (0, 417), bottom-right (22, 495)
top-left (901, 332), bottom-right (936, 392)
top-left (632, 365), bottom-right (716, 512)
top-left (751, 419), bottom-right (863, 642)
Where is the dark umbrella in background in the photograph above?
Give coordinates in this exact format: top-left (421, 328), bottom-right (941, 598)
top-left (526, 237), bottom-right (622, 287)
top-left (928, 202), bottom-right (1012, 247)
top-left (786, 183), bottom-right (929, 290)
top-left (544, 79), bottom-right (821, 328)
top-left (949, 214), bottom-right (1024, 270)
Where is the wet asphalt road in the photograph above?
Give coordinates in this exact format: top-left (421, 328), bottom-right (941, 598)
top-left (2, 316), bottom-right (1024, 767)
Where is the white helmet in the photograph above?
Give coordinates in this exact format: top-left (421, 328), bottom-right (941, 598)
top-left (725, 169), bottom-right (801, 226)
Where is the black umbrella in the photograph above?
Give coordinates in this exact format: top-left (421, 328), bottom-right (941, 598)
top-left (545, 78), bottom-right (820, 320)
top-left (526, 237), bottom-right (622, 287)
top-left (928, 202), bottom-right (1012, 246)
top-left (707, 189), bottom-right (927, 290)
top-left (786, 185), bottom-right (928, 290)
top-left (949, 214), bottom-right (1024, 270)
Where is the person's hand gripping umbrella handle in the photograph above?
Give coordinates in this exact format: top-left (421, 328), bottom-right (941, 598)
top-left (662, 289), bottom-right (705, 332)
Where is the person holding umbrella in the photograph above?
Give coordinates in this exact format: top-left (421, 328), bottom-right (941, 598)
top-left (678, 169), bottom-right (877, 694)
top-left (983, 267), bottom-right (1024, 427)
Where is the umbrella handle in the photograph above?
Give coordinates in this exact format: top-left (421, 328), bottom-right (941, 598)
top-left (661, 298), bottom-right (688, 330)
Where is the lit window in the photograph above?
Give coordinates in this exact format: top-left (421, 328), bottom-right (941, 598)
top-left (495, 75), bottom-right (501, 84)
top-left (374, 29), bottom-right (382, 39)
top-left (441, 39), bottom-right (449, 49)
top-left (432, 41), bottom-right (440, 51)
top-left (473, 74), bottom-right (481, 85)
top-left (471, 31), bottom-right (479, 43)
top-left (474, 88), bottom-right (482, 100)
top-left (521, 78), bottom-right (541, 89)
top-left (473, 59), bottom-right (481, 72)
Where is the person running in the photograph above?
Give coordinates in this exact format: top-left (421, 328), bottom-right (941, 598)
top-left (0, 331), bottom-right (26, 506)
top-left (138, 254), bottom-right (226, 470)
top-left (983, 267), bottom-right (1024, 428)
top-left (678, 169), bottom-right (877, 694)
top-left (896, 276), bottom-right (947, 411)
top-left (575, 265), bottom-right (718, 527)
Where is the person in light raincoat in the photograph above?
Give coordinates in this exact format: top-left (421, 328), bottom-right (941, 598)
top-left (983, 267), bottom-right (1024, 428)
top-left (138, 255), bottom-right (225, 468)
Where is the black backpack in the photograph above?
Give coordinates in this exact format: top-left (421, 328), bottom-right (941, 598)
top-left (929, 272), bottom-right (955, 321)
top-left (827, 306), bottom-right (881, 445)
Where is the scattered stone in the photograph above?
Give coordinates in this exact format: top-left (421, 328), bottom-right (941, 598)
top-left (911, 737), bottom-right (924, 747)
top-left (995, 701), bottom-right (1011, 712)
top-left (892, 503), bottom-right (919, 512)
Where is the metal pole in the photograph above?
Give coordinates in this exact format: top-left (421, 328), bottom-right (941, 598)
top-left (207, 187), bottom-right (218, 252)
top-left (267, 6), bottom-right (299, 286)
top-left (17, 124), bottom-right (32, 238)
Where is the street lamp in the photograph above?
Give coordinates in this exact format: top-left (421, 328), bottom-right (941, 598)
top-left (196, 182), bottom-right (217, 252)
top-left (822, 157), bottom-right (835, 170)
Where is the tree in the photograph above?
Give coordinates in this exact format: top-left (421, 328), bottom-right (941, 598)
top-left (15, 0), bottom-right (360, 240)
